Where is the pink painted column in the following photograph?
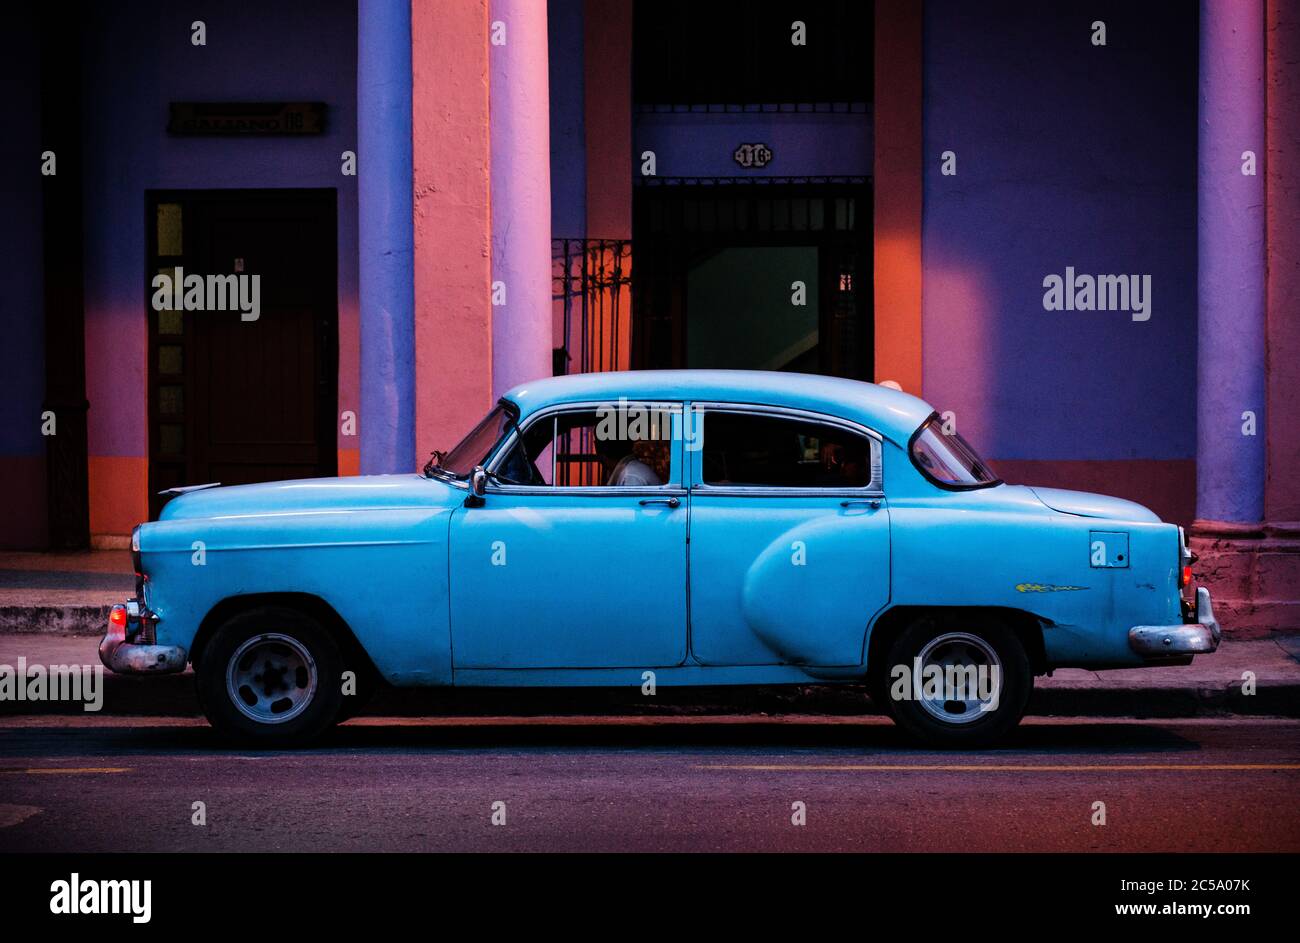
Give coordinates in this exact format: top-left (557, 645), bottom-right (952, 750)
top-left (1196, 0), bottom-right (1267, 526)
top-left (1260, 0), bottom-right (1300, 630)
top-left (411, 0), bottom-right (494, 460)
top-left (1192, 0), bottom-right (1300, 635)
top-left (489, 0), bottom-right (554, 398)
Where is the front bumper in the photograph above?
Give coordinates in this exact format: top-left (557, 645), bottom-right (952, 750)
top-left (1128, 586), bottom-right (1221, 657)
top-left (99, 599), bottom-right (187, 674)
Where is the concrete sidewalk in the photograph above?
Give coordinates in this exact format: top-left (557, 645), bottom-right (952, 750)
top-left (0, 550), bottom-right (132, 634)
top-left (0, 632), bottom-right (1297, 719)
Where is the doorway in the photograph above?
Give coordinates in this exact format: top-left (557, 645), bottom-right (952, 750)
top-left (632, 182), bottom-right (872, 379)
top-left (146, 190), bottom-right (338, 519)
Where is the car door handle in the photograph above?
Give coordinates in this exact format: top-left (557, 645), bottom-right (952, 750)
top-left (840, 499), bottom-right (881, 509)
top-left (639, 497), bottom-right (681, 508)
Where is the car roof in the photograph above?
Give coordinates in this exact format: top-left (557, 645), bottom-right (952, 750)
top-left (502, 369), bottom-right (935, 444)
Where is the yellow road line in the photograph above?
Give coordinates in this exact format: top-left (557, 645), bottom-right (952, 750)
top-left (696, 763), bottom-right (1300, 773)
top-left (0, 767), bottom-right (131, 775)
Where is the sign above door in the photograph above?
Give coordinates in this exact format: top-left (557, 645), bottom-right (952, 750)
top-left (167, 102), bottom-right (326, 135)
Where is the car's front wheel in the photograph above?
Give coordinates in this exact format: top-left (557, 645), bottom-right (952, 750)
top-left (882, 616), bottom-right (1032, 748)
top-left (197, 607), bottom-right (344, 746)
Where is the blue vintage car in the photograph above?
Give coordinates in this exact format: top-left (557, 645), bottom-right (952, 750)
top-left (100, 370), bottom-right (1219, 746)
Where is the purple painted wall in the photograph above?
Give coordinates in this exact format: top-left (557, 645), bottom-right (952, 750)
top-left (358, 0), bottom-right (414, 475)
top-left (633, 108), bottom-right (872, 179)
top-left (79, 0), bottom-right (359, 459)
top-left (921, 0), bottom-right (1198, 463)
top-left (0, 13), bottom-right (47, 546)
top-left (0, 15), bottom-right (45, 459)
top-left (549, 0), bottom-right (587, 238)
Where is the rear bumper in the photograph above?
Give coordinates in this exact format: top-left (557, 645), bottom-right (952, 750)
top-left (99, 600), bottom-right (187, 675)
top-left (1128, 586), bottom-right (1221, 657)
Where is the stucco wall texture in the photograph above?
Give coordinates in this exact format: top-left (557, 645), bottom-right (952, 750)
top-left (77, 0), bottom-right (359, 538)
top-left (411, 0), bottom-right (495, 462)
top-left (489, 0), bottom-right (555, 402)
top-left (920, 0), bottom-right (1199, 524)
top-left (10, 0), bottom-right (1297, 556)
top-left (358, 0), bottom-right (415, 475)
top-left (0, 16), bottom-right (47, 548)
top-left (1198, 0), bottom-right (1267, 525)
top-left (1266, 0), bottom-right (1300, 523)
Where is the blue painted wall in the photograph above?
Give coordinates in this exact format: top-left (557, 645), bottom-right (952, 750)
top-left (920, 0), bottom-right (1197, 462)
top-left (358, 0), bottom-right (414, 474)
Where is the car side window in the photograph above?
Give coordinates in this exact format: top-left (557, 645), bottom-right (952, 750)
top-left (700, 411), bottom-right (874, 489)
top-left (494, 405), bottom-right (677, 488)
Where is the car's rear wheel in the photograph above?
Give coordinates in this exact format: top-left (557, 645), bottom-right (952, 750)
top-left (197, 607), bottom-right (343, 747)
top-left (882, 616), bottom-right (1031, 748)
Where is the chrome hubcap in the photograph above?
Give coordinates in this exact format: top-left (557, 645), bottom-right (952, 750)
top-left (226, 634), bottom-right (318, 724)
top-left (915, 632), bottom-right (1003, 725)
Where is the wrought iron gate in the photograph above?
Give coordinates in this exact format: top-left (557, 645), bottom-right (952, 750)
top-left (552, 238), bottom-right (632, 376)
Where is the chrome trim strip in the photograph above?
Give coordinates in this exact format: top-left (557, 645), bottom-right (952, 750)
top-left (484, 486), bottom-right (689, 498)
top-left (692, 487), bottom-right (886, 499)
top-left (482, 398), bottom-right (887, 496)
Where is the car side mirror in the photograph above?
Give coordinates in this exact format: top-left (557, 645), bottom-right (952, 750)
top-left (465, 465), bottom-right (488, 508)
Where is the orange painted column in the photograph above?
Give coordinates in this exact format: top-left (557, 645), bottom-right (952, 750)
top-left (410, 1), bottom-right (495, 460)
top-left (873, 0), bottom-right (924, 395)
top-left (581, 0), bottom-right (633, 372)
top-left (88, 456), bottom-right (147, 546)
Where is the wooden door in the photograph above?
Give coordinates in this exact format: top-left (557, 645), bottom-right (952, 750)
top-left (147, 190), bottom-right (338, 519)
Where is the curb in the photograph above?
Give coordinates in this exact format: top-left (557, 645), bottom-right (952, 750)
top-left (0, 606), bottom-right (111, 636)
top-left (2, 674), bottom-right (1297, 719)
top-left (1028, 683), bottom-right (1300, 718)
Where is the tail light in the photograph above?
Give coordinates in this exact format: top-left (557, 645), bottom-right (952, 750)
top-left (131, 525), bottom-right (146, 599)
top-left (1177, 526), bottom-right (1194, 588)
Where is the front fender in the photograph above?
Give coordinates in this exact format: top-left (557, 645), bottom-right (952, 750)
top-left (139, 507), bottom-right (453, 685)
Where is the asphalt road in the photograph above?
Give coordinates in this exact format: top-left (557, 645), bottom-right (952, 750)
top-left (0, 716), bottom-right (1296, 852)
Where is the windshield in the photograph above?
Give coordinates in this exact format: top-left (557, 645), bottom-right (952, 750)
top-left (431, 404), bottom-right (515, 478)
top-left (909, 414), bottom-right (1000, 489)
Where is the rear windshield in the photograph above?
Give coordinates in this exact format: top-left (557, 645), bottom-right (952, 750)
top-left (909, 414), bottom-right (1000, 489)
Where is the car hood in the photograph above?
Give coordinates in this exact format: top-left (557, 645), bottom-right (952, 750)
top-left (158, 474), bottom-right (461, 521)
top-left (1028, 486), bottom-right (1160, 523)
